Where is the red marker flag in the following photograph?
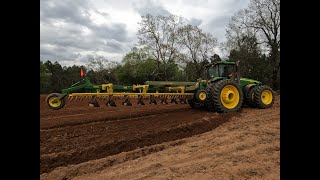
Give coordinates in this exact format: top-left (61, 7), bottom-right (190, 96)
top-left (80, 67), bottom-right (84, 77)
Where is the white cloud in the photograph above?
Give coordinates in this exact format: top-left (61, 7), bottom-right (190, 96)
top-left (40, 0), bottom-right (249, 66)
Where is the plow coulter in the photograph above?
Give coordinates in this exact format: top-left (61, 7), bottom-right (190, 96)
top-left (46, 61), bottom-right (275, 113)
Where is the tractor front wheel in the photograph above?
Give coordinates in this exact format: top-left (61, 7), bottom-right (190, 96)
top-left (187, 97), bottom-right (201, 109)
top-left (205, 84), bottom-right (215, 112)
top-left (187, 98), bottom-right (195, 108)
top-left (253, 85), bottom-right (275, 109)
top-left (46, 93), bottom-right (66, 110)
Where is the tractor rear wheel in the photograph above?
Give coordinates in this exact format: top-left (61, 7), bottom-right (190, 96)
top-left (245, 86), bottom-right (257, 107)
top-left (207, 79), bottom-right (243, 113)
top-left (253, 85), bottom-right (275, 108)
top-left (46, 93), bottom-right (66, 110)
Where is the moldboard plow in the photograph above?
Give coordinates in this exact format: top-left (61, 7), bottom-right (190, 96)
top-left (46, 78), bottom-right (197, 109)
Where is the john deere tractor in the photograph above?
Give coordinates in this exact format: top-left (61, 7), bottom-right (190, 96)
top-left (187, 60), bottom-right (275, 112)
top-left (46, 60), bottom-right (275, 113)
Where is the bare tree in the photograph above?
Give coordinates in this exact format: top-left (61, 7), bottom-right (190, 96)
top-left (86, 56), bottom-right (119, 83)
top-left (178, 24), bottom-right (217, 78)
top-left (137, 14), bottom-right (183, 80)
top-left (226, 0), bottom-right (280, 89)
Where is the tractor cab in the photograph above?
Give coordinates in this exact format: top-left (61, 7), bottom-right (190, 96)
top-left (205, 61), bottom-right (239, 82)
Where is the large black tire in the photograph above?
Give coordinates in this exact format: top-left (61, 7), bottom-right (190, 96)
top-left (253, 85), bottom-right (275, 109)
top-left (45, 93), bottom-right (66, 110)
top-left (187, 98), bottom-right (195, 108)
top-left (204, 84), bottom-right (215, 112)
top-left (245, 86), bottom-right (257, 107)
top-left (207, 79), bottom-right (243, 113)
top-left (195, 89), bottom-right (207, 102)
top-left (187, 95), bottom-right (201, 109)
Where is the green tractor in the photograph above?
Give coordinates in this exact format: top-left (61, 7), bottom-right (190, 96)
top-left (188, 60), bottom-right (275, 112)
top-left (45, 60), bottom-right (275, 113)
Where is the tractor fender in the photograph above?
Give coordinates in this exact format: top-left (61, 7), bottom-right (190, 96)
top-left (209, 77), bottom-right (226, 84)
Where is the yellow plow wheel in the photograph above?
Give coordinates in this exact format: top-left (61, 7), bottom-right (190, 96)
top-left (46, 93), bottom-right (66, 110)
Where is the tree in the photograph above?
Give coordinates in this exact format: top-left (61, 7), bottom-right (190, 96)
top-left (40, 60), bottom-right (50, 93)
top-left (210, 54), bottom-right (222, 63)
top-left (63, 65), bottom-right (84, 85)
top-left (43, 61), bottom-right (65, 92)
top-left (137, 14), bottom-right (183, 80)
top-left (86, 56), bottom-right (119, 84)
top-left (178, 24), bottom-right (217, 79)
top-left (226, 0), bottom-right (280, 89)
top-left (228, 35), bottom-right (272, 86)
top-left (116, 50), bottom-right (158, 85)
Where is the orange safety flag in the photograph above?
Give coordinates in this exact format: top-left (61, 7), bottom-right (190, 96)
top-left (80, 67), bottom-right (84, 77)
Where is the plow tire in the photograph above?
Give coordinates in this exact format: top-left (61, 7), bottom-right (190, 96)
top-left (46, 93), bottom-right (66, 110)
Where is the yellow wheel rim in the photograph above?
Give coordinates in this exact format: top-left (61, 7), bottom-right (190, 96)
top-left (261, 90), bottom-right (273, 105)
top-left (220, 85), bottom-right (240, 109)
top-left (199, 92), bottom-right (207, 101)
top-left (48, 97), bottom-right (61, 108)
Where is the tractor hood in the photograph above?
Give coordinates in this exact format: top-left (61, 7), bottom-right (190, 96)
top-left (240, 78), bottom-right (261, 87)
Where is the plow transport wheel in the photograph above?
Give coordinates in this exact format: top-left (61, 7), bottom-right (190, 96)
top-left (46, 93), bottom-right (66, 110)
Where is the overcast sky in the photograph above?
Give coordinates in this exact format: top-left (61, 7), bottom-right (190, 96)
top-left (40, 0), bottom-right (249, 67)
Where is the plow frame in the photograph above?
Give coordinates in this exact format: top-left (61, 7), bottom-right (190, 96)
top-left (51, 77), bottom-right (200, 104)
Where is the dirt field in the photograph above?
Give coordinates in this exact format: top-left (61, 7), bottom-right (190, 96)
top-left (40, 95), bottom-right (280, 179)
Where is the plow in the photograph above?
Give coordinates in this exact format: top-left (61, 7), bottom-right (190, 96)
top-left (46, 60), bottom-right (275, 113)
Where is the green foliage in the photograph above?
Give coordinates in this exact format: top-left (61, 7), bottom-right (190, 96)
top-left (184, 59), bottom-right (209, 81)
top-left (177, 24), bottom-right (217, 79)
top-left (40, 60), bottom-right (84, 93)
top-left (115, 51), bottom-right (158, 84)
top-left (225, 0), bottom-right (280, 89)
top-left (40, 60), bottom-right (50, 93)
top-left (184, 62), bottom-right (198, 81)
top-left (86, 57), bottom-right (120, 85)
top-left (115, 49), bottom-right (187, 84)
top-left (227, 36), bottom-right (273, 87)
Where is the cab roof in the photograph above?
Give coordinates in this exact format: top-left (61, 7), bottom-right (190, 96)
top-left (205, 61), bottom-right (236, 68)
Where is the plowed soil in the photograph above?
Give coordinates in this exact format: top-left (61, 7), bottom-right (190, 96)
top-left (40, 95), bottom-right (280, 179)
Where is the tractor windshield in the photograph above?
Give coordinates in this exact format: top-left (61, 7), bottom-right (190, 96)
top-left (207, 64), bottom-right (235, 78)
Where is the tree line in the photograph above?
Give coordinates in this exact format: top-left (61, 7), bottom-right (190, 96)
top-left (40, 0), bottom-right (280, 93)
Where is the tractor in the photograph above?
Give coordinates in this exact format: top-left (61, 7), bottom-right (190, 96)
top-left (187, 60), bottom-right (274, 112)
